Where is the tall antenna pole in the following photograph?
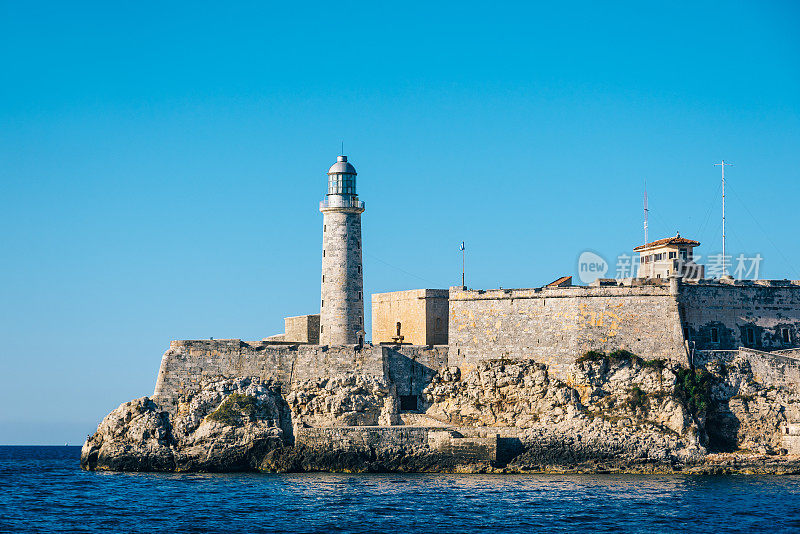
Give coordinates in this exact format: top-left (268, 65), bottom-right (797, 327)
top-left (714, 160), bottom-right (734, 275)
top-left (643, 180), bottom-right (649, 246)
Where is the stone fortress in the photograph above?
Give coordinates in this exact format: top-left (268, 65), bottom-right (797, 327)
top-left (84, 154), bottom-right (800, 473)
top-left (156, 153), bottom-right (800, 396)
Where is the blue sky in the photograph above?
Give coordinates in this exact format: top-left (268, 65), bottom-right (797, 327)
top-left (1, 1), bottom-right (798, 444)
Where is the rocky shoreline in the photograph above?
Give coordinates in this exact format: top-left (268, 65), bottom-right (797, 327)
top-left (81, 352), bottom-right (800, 475)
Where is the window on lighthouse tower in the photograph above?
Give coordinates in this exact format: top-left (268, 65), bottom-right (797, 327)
top-left (329, 173), bottom-right (356, 195)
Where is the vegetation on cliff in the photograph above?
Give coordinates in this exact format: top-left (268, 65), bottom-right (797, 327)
top-left (206, 393), bottom-right (259, 425)
top-left (674, 367), bottom-right (713, 420)
top-left (577, 349), bottom-right (665, 370)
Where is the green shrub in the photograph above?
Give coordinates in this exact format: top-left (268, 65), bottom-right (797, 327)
top-left (577, 349), bottom-right (666, 370)
top-left (675, 367), bottom-right (713, 419)
top-left (576, 350), bottom-right (608, 363)
top-left (207, 393), bottom-right (258, 426)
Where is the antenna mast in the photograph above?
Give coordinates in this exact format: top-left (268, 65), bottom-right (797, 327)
top-left (643, 180), bottom-right (648, 246)
top-left (714, 160), bottom-right (733, 275)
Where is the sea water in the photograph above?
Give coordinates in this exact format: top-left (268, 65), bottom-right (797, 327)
top-left (2, 446), bottom-right (800, 533)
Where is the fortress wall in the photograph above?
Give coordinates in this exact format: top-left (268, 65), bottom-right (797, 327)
top-left (152, 340), bottom-right (295, 411)
top-left (152, 341), bottom-right (448, 411)
top-left (290, 345), bottom-right (385, 385)
top-left (774, 348), bottom-right (800, 359)
top-left (152, 341), bottom-right (387, 412)
top-left (382, 345), bottom-right (449, 397)
top-left (295, 426), bottom-right (497, 464)
top-left (296, 426), bottom-right (429, 453)
top-left (680, 283), bottom-right (800, 351)
top-left (448, 286), bottom-right (687, 378)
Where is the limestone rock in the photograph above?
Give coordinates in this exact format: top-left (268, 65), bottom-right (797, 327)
top-left (286, 374), bottom-right (399, 427)
top-left (422, 357), bottom-right (704, 465)
top-left (81, 377), bottom-right (286, 472)
top-left (703, 354), bottom-right (800, 454)
top-left (81, 397), bottom-right (174, 471)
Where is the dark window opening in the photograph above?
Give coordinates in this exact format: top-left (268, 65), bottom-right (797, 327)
top-left (747, 328), bottom-right (755, 345)
top-left (782, 328), bottom-right (791, 343)
top-left (358, 291), bottom-right (362, 300)
top-left (711, 327), bottom-right (719, 343)
top-left (321, 300), bottom-right (324, 307)
top-left (323, 250), bottom-right (326, 257)
top-left (683, 326), bottom-right (690, 340)
top-left (399, 395), bottom-right (418, 411)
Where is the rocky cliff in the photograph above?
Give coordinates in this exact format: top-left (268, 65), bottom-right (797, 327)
top-left (82, 378), bottom-right (286, 472)
top-left (421, 355), bottom-right (704, 470)
top-left (82, 351), bottom-right (800, 473)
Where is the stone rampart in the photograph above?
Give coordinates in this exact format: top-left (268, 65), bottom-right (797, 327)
top-left (296, 426), bottom-right (498, 464)
top-left (152, 340), bottom-right (447, 412)
top-left (296, 426), bottom-right (429, 453)
top-left (383, 345), bottom-right (449, 397)
top-left (680, 281), bottom-right (800, 351)
top-left (448, 285), bottom-right (687, 377)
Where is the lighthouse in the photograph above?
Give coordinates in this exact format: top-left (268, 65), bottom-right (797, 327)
top-left (319, 155), bottom-right (365, 345)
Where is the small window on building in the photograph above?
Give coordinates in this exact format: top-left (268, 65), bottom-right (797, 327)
top-left (323, 250), bottom-right (326, 257)
top-left (324, 225), bottom-right (326, 232)
top-left (747, 328), bottom-right (755, 345)
top-left (358, 265), bottom-right (361, 273)
top-left (782, 328), bottom-right (791, 343)
top-left (358, 291), bottom-right (362, 300)
top-left (321, 300), bottom-right (324, 307)
top-left (669, 252), bottom-right (677, 259)
top-left (711, 327), bottom-right (719, 343)
top-left (320, 325), bottom-right (324, 333)
top-left (322, 275), bottom-right (325, 283)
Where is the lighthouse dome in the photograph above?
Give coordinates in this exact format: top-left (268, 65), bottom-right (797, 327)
top-left (327, 155), bottom-right (357, 175)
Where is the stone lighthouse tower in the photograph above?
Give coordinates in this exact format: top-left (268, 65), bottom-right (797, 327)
top-left (319, 155), bottom-right (365, 345)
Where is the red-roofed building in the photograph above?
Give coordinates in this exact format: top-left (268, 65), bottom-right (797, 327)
top-left (634, 233), bottom-right (704, 279)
